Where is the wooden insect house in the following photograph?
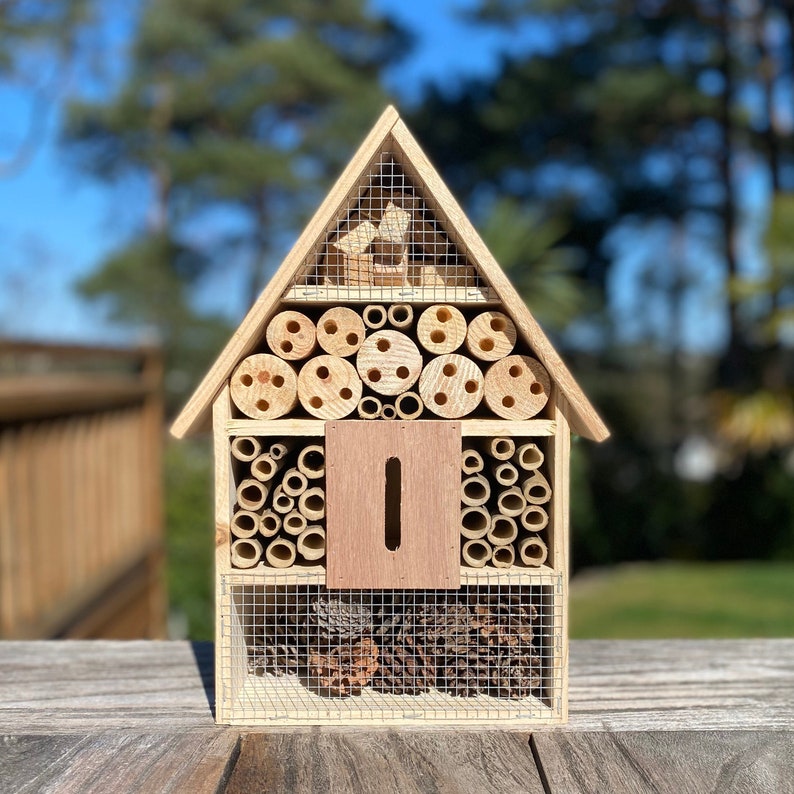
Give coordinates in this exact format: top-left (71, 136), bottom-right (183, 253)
top-left (171, 106), bottom-right (608, 726)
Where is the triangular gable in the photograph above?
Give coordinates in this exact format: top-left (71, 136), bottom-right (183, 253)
top-left (170, 106), bottom-right (609, 442)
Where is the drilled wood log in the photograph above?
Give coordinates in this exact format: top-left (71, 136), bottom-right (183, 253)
top-left (518, 535), bottom-right (548, 567)
top-left (260, 509), bottom-right (281, 538)
top-left (265, 537), bottom-right (297, 568)
top-left (492, 544), bottom-right (515, 568)
top-left (513, 442), bottom-right (544, 471)
top-left (230, 354), bottom-right (298, 420)
top-left (465, 311), bottom-right (516, 361)
top-left (231, 537), bottom-right (263, 569)
top-left (297, 526), bottom-right (326, 561)
top-left (521, 505), bottom-right (549, 533)
top-left (460, 448), bottom-right (485, 475)
top-left (281, 467), bottom-right (308, 498)
top-left (230, 510), bottom-right (260, 539)
top-left (282, 510), bottom-right (308, 537)
top-left (362, 304), bottom-right (387, 329)
top-left (297, 444), bottom-right (325, 480)
top-left (483, 355), bottom-right (551, 420)
top-left (460, 505), bottom-right (491, 539)
top-left (265, 311), bottom-right (317, 361)
top-left (461, 538), bottom-right (492, 568)
top-left (487, 514), bottom-right (518, 546)
top-left (271, 485), bottom-right (295, 515)
top-left (230, 436), bottom-right (262, 463)
top-left (461, 474), bottom-right (490, 507)
top-left (297, 355), bottom-right (362, 420)
top-left (491, 461), bottom-right (519, 487)
top-left (521, 470), bottom-right (552, 505)
top-left (387, 303), bottom-right (413, 330)
top-left (298, 486), bottom-right (325, 521)
top-left (356, 330), bottom-right (422, 396)
top-left (416, 304), bottom-right (467, 355)
top-left (418, 354), bottom-right (484, 418)
top-left (482, 437), bottom-right (515, 461)
top-left (316, 307), bottom-right (365, 357)
top-left (236, 479), bottom-right (268, 511)
top-left (357, 395), bottom-right (382, 419)
top-left (332, 219), bottom-right (377, 255)
top-left (497, 486), bottom-right (527, 517)
top-left (250, 453), bottom-right (284, 483)
top-left (394, 391), bottom-right (423, 420)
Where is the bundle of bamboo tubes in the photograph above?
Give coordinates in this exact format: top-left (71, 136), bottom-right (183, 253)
top-left (230, 436), bottom-right (327, 569)
top-left (459, 438), bottom-right (552, 570)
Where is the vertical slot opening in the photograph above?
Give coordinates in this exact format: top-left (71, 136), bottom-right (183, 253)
top-left (384, 456), bottom-right (401, 551)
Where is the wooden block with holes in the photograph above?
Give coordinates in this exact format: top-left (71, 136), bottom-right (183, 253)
top-left (170, 106), bottom-right (608, 728)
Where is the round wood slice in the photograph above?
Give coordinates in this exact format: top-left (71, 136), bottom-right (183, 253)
top-left (316, 307), bottom-right (365, 357)
top-left (416, 304), bottom-right (467, 354)
top-left (265, 310), bottom-right (317, 361)
top-left (298, 355), bottom-right (363, 419)
top-left (483, 355), bottom-right (550, 420)
top-left (465, 310), bottom-right (516, 361)
top-left (418, 353), bottom-right (484, 418)
top-left (230, 354), bottom-right (298, 419)
top-left (356, 330), bottom-right (422, 396)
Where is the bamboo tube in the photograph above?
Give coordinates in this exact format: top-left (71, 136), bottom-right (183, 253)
top-left (394, 391), bottom-right (423, 420)
top-left (230, 436), bottom-right (262, 463)
top-left (497, 486), bottom-right (527, 517)
top-left (272, 484), bottom-right (295, 515)
top-left (298, 486), bottom-right (325, 521)
top-left (297, 354), bottom-right (362, 419)
top-left (297, 444), bottom-right (325, 480)
top-left (487, 514), bottom-right (518, 546)
top-left (297, 526), bottom-right (326, 561)
top-left (362, 304), bottom-right (387, 329)
top-left (260, 509), bottom-right (281, 538)
top-left (492, 545), bottom-right (515, 569)
top-left (266, 310), bottom-right (317, 361)
top-left (268, 441), bottom-right (293, 461)
top-left (357, 395), bottom-right (382, 419)
top-left (231, 538), bottom-right (263, 569)
top-left (317, 307), bottom-right (365, 357)
top-left (356, 330), bottom-right (422, 395)
top-left (465, 311), bottom-right (516, 361)
top-left (514, 442), bottom-right (544, 471)
top-left (483, 354), bottom-right (551, 420)
top-left (281, 467), bottom-right (308, 497)
top-left (461, 448), bottom-right (485, 475)
top-left (250, 453), bottom-right (284, 482)
top-left (461, 474), bottom-right (490, 507)
top-left (462, 538), bottom-right (492, 568)
top-left (230, 353), bottom-right (298, 419)
top-left (381, 403), bottom-right (397, 420)
top-left (418, 353), bottom-right (484, 419)
top-left (230, 509), bottom-right (260, 539)
top-left (387, 303), bottom-right (414, 330)
top-left (236, 479), bottom-right (268, 511)
top-left (522, 470), bottom-right (552, 505)
top-left (521, 505), bottom-right (549, 533)
top-left (482, 437), bottom-right (516, 461)
top-left (519, 536), bottom-right (548, 567)
top-left (265, 538), bottom-right (297, 569)
top-left (282, 510), bottom-right (308, 537)
top-left (460, 505), bottom-right (491, 539)
top-left (416, 304), bottom-right (467, 354)
top-left (491, 461), bottom-right (519, 487)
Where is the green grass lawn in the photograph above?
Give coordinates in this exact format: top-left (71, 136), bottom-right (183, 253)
top-left (570, 561), bottom-right (794, 638)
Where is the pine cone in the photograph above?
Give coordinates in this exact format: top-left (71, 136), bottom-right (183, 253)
top-left (306, 592), bottom-right (373, 641)
top-left (485, 651), bottom-right (542, 698)
top-left (371, 635), bottom-right (436, 694)
top-left (308, 638), bottom-right (379, 696)
top-left (248, 641), bottom-right (300, 677)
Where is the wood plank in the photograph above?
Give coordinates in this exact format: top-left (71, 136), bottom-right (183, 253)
top-left (282, 285), bottom-right (497, 303)
top-left (225, 731), bottom-right (544, 794)
top-left (533, 731), bottom-right (794, 794)
top-left (0, 731), bottom-right (239, 794)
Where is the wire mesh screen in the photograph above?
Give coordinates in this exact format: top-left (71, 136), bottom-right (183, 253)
top-left (285, 144), bottom-right (492, 304)
top-left (219, 576), bottom-right (563, 724)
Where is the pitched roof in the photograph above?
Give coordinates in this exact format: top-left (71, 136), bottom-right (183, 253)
top-left (170, 106), bottom-right (609, 442)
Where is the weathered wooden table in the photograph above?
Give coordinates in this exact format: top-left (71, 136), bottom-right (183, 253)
top-left (1, 640), bottom-right (792, 793)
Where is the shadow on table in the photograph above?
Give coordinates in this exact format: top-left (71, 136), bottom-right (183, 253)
top-left (191, 641), bottom-right (215, 719)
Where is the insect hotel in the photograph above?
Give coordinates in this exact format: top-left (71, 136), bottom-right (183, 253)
top-left (171, 106), bottom-right (608, 726)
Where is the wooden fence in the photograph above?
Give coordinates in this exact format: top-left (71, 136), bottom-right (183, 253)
top-left (0, 340), bottom-right (166, 638)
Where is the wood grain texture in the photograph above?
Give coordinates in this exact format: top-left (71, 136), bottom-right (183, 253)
top-left (533, 731), bottom-right (794, 794)
top-left (326, 420), bottom-right (461, 588)
top-left (225, 731), bottom-right (544, 794)
top-left (0, 731), bottom-right (239, 794)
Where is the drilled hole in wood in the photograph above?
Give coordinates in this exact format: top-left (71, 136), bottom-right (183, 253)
top-left (286, 320), bottom-right (301, 334)
top-left (256, 399), bottom-right (270, 411)
top-left (272, 375), bottom-right (284, 388)
top-left (368, 368), bottom-right (382, 383)
top-left (479, 338), bottom-right (495, 352)
top-left (240, 374), bottom-right (253, 387)
top-left (430, 330), bottom-right (446, 344)
top-left (316, 365), bottom-right (330, 380)
top-left (309, 396), bottom-right (323, 409)
top-left (434, 392), bottom-right (448, 406)
top-left (280, 341), bottom-right (293, 353)
top-left (502, 396), bottom-right (515, 408)
top-left (509, 365), bottom-right (522, 378)
top-left (490, 317), bottom-right (507, 332)
top-left (323, 320), bottom-right (338, 335)
top-left (346, 333), bottom-right (359, 345)
top-left (339, 387), bottom-right (353, 400)
top-left (384, 457), bottom-right (401, 551)
top-left (464, 379), bottom-right (478, 394)
top-left (530, 382), bottom-right (544, 395)
top-left (436, 307), bottom-right (451, 322)
top-left (376, 338), bottom-right (391, 353)
top-left (442, 362), bottom-right (457, 377)
top-left (396, 366), bottom-right (409, 379)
